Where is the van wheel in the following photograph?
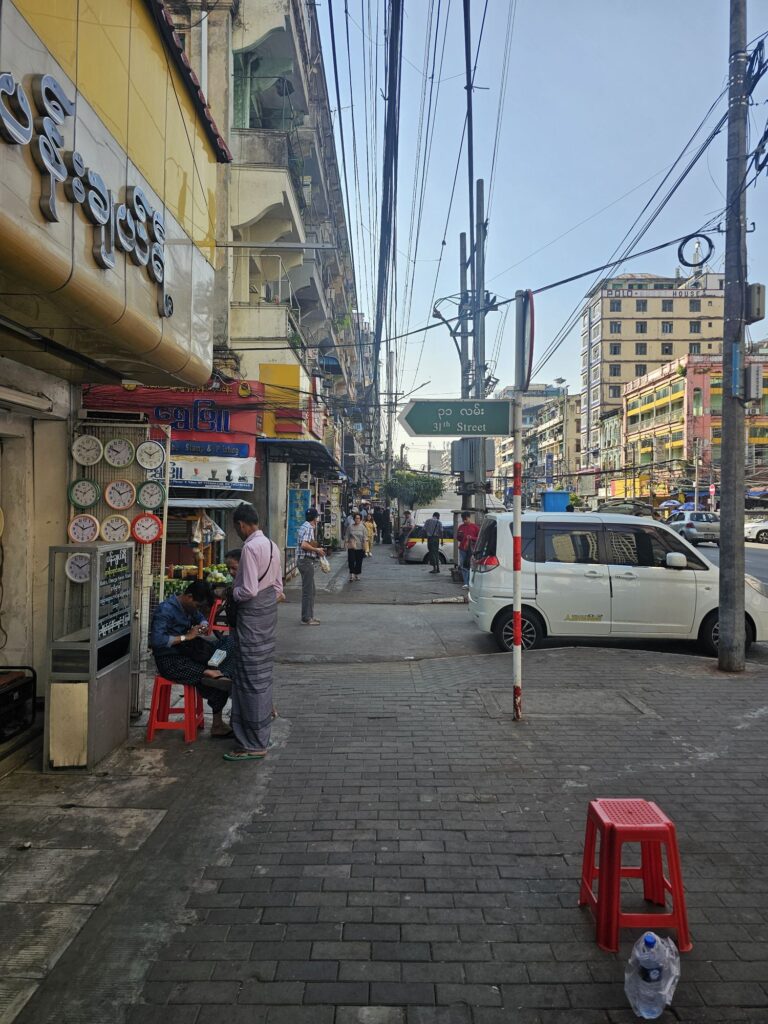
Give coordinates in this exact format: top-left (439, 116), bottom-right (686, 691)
top-left (493, 608), bottom-right (545, 652)
top-left (757, 530), bottom-right (768, 544)
top-left (422, 552), bottom-right (448, 564)
top-left (698, 611), bottom-right (755, 657)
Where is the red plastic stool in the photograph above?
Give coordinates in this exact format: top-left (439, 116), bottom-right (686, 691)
top-left (146, 675), bottom-right (204, 744)
top-left (578, 798), bottom-right (692, 953)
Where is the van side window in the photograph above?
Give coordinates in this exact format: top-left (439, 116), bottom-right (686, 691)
top-left (656, 528), bottom-right (709, 570)
top-left (507, 521), bottom-right (535, 561)
top-left (473, 518), bottom-right (497, 561)
top-left (539, 526), bottom-right (601, 564)
top-left (606, 527), bottom-right (668, 568)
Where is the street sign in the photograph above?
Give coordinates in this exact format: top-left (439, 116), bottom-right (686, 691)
top-left (515, 289), bottom-right (535, 392)
top-left (709, 483), bottom-right (716, 496)
top-left (545, 452), bottom-right (554, 488)
top-left (398, 399), bottom-right (512, 437)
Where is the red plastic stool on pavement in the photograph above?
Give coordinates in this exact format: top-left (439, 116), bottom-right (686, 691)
top-left (578, 798), bottom-right (692, 953)
top-left (206, 598), bottom-right (230, 635)
top-left (146, 675), bottom-right (204, 744)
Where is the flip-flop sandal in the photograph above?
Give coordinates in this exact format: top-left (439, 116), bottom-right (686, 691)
top-left (223, 749), bottom-right (268, 761)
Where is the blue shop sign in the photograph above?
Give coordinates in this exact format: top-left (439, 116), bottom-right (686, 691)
top-left (171, 439), bottom-right (250, 458)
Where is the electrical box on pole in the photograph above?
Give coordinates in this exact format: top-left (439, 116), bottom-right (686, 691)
top-left (746, 283), bottom-right (765, 325)
top-left (745, 362), bottom-right (764, 403)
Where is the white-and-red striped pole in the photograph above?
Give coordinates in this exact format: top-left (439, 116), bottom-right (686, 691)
top-left (511, 396), bottom-right (523, 720)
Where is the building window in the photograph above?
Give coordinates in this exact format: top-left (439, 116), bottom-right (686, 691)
top-left (609, 342), bottom-right (621, 355)
top-left (609, 385), bottom-right (621, 398)
top-left (689, 342), bottom-right (701, 355)
top-left (635, 342), bottom-right (647, 355)
top-left (661, 321), bottom-right (673, 334)
top-left (689, 298), bottom-right (701, 312)
top-left (689, 321), bottom-right (701, 334)
top-left (635, 364), bottom-right (647, 377)
top-left (662, 299), bottom-right (673, 312)
top-left (609, 364), bottom-right (621, 377)
top-left (635, 321), bottom-right (648, 334)
top-left (610, 299), bottom-right (622, 312)
top-left (719, 279), bottom-right (724, 289)
top-left (662, 342), bottom-right (673, 355)
top-left (635, 299), bottom-right (648, 312)
top-left (609, 321), bottom-right (622, 334)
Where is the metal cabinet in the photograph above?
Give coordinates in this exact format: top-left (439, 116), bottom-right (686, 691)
top-left (45, 544), bottom-right (134, 771)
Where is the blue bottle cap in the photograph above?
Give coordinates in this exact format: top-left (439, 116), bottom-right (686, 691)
top-left (643, 933), bottom-right (657, 948)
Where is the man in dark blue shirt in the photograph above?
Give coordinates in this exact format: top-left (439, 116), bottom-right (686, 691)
top-left (151, 581), bottom-right (234, 737)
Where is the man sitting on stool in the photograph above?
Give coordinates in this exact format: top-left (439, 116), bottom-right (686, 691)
top-left (150, 580), bottom-right (234, 738)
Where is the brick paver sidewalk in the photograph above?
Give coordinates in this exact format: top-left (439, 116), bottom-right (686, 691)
top-left (111, 644), bottom-right (768, 1024)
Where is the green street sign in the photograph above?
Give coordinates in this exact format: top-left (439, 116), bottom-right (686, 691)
top-left (398, 399), bottom-right (512, 437)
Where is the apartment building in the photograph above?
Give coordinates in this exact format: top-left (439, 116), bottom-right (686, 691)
top-left (522, 395), bottom-right (582, 494)
top-left (579, 271), bottom-right (724, 469)
top-left (495, 383), bottom-right (562, 482)
top-left (169, 0), bottom-right (374, 555)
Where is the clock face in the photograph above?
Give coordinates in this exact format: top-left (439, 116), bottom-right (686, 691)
top-left (68, 513), bottom-right (100, 543)
top-left (136, 440), bottom-right (166, 470)
top-left (72, 434), bottom-right (104, 467)
top-left (101, 514), bottom-right (132, 543)
top-left (65, 552), bottom-right (91, 583)
top-left (131, 513), bottom-right (163, 544)
top-left (136, 480), bottom-right (165, 511)
top-left (104, 437), bottom-right (135, 468)
top-left (68, 478), bottom-right (101, 510)
top-left (104, 479), bottom-right (137, 511)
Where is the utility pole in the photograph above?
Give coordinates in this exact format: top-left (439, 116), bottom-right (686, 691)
top-left (474, 179), bottom-right (487, 513)
top-left (385, 349), bottom-right (395, 495)
top-left (719, 0), bottom-right (748, 672)
top-left (693, 437), bottom-right (700, 511)
top-left (459, 232), bottom-right (470, 400)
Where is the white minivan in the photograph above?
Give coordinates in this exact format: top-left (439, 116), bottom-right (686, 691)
top-left (468, 511), bottom-right (768, 654)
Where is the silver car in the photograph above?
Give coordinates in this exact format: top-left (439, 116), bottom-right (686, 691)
top-left (745, 519), bottom-right (768, 544)
top-left (666, 510), bottom-right (720, 546)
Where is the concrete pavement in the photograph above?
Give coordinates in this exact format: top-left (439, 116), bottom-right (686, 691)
top-left (1, 553), bottom-right (768, 1023)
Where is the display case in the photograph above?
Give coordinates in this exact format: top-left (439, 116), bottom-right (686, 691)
top-left (45, 543), bottom-right (134, 771)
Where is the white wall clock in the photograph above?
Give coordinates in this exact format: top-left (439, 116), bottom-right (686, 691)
top-left (131, 513), bottom-right (163, 544)
top-left (104, 479), bottom-right (137, 511)
top-left (72, 434), bottom-right (104, 466)
top-left (136, 439), bottom-right (166, 470)
top-left (68, 513), bottom-right (100, 543)
top-left (100, 514), bottom-right (132, 542)
top-left (68, 478), bottom-right (101, 510)
top-left (64, 552), bottom-right (91, 583)
top-left (136, 480), bottom-right (166, 511)
top-left (104, 437), bottom-right (135, 468)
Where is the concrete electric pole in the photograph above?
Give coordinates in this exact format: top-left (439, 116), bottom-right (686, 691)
top-left (474, 179), bottom-right (487, 513)
top-left (719, 0), bottom-right (749, 672)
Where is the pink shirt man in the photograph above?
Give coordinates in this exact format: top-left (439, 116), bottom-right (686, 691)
top-left (232, 529), bottom-right (284, 602)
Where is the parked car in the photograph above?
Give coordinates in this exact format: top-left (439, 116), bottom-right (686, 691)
top-left (666, 510), bottom-right (720, 546)
top-left (468, 511), bottom-right (768, 655)
top-left (403, 523), bottom-right (455, 564)
top-left (745, 519), bottom-right (768, 543)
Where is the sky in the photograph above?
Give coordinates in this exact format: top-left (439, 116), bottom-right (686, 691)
top-left (321, 0), bottom-right (768, 469)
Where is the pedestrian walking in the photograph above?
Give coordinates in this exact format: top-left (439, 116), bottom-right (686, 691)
top-left (423, 511), bottom-right (443, 573)
top-left (224, 504), bottom-right (283, 762)
top-left (297, 507), bottom-right (324, 625)
top-left (346, 512), bottom-right (367, 580)
top-left (363, 512), bottom-right (377, 556)
top-left (343, 507), bottom-right (356, 541)
top-left (395, 508), bottom-right (413, 560)
top-left (373, 506), bottom-right (384, 543)
top-left (456, 511), bottom-right (480, 588)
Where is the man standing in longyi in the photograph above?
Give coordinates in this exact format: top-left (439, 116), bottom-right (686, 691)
top-left (224, 504), bottom-right (283, 762)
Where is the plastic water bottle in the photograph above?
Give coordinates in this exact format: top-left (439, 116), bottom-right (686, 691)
top-left (624, 931), bottom-right (680, 1019)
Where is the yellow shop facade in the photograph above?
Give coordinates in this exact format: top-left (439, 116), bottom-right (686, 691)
top-left (0, 0), bottom-right (229, 686)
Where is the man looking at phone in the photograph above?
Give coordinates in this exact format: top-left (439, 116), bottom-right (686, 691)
top-left (150, 580), bottom-right (233, 737)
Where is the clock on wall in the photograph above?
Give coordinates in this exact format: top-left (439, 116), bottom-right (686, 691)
top-left (136, 480), bottom-right (165, 511)
top-left (64, 552), bottom-right (91, 583)
top-left (104, 437), bottom-right (135, 468)
top-left (68, 478), bottom-right (101, 510)
top-left (136, 439), bottom-right (166, 471)
top-left (72, 434), bottom-right (104, 467)
top-left (131, 513), bottom-right (163, 544)
top-left (100, 514), bottom-right (132, 543)
top-left (104, 479), bottom-right (137, 511)
top-left (68, 513), bottom-right (100, 544)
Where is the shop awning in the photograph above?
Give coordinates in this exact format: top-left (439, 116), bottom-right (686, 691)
top-left (259, 438), bottom-right (342, 475)
top-left (168, 498), bottom-right (251, 509)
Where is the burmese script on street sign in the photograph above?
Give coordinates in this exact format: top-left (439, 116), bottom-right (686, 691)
top-left (399, 399), bottom-right (512, 437)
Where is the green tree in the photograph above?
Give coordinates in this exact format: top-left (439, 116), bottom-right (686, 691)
top-left (384, 471), bottom-right (444, 509)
